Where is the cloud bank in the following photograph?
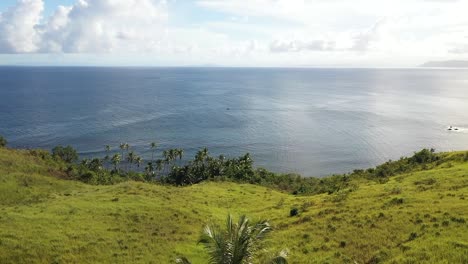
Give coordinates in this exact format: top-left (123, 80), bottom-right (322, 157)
top-left (0, 0), bottom-right (467, 66)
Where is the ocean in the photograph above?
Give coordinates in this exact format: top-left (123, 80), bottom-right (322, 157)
top-left (1, 67), bottom-right (468, 176)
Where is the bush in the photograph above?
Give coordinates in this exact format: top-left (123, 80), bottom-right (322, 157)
top-left (410, 148), bottom-right (438, 164)
top-left (52, 145), bottom-right (78, 163)
top-left (408, 232), bottom-right (418, 241)
top-left (29, 149), bottom-right (53, 161)
top-left (387, 197), bottom-right (404, 206)
top-left (79, 171), bottom-right (97, 184)
top-left (290, 208), bottom-right (299, 217)
top-left (0, 135), bottom-right (7, 148)
top-left (450, 217), bottom-right (466, 223)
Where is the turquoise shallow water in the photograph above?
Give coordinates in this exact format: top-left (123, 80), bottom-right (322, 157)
top-left (1, 67), bottom-right (468, 176)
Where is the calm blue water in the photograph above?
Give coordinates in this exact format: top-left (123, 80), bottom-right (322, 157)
top-left (1, 67), bottom-right (468, 176)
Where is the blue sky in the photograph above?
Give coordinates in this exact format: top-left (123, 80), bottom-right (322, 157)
top-left (0, 0), bottom-right (467, 67)
top-left (0, 0), bottom-right (75, 16)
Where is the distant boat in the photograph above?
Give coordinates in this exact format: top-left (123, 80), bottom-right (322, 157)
top-left (448, 126), bottom-right (459, 131)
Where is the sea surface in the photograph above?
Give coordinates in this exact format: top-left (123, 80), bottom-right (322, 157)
top-left (1, 67), bottom-right (468, 176)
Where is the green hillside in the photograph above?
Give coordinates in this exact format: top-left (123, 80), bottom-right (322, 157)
top-left (0, 147), bottom-right (467, 263)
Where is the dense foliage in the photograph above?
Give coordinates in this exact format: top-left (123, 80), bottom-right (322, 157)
top-left (52, 145), bottom-right (79, 163)
top-left (56, 141), bottom-right (467, 196)
top-left (3, 135), bottom-right (464, 196)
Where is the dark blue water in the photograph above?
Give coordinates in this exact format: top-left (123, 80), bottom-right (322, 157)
top-left (1, 67), bottom-right (468, 176)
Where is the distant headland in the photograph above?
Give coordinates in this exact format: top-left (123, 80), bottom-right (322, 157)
top-left (420, 60), bottom-right (468, 68)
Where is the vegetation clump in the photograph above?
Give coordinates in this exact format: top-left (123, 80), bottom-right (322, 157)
top-left (52, 145), bottom-right (78, 163)
top-left (290, 208), bottom-right (299, 217)
top-left (178, 214), bottom-right (288, 264)
top-left (0, 135), bottom-right (6, 148)
top-left (2, 135), bottom-right (455, 198)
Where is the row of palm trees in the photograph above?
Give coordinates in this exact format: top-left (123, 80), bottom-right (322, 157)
top-left (100, 142), bottom-right (186, 179)
top-left (80, 141), bottom-right (259, 187)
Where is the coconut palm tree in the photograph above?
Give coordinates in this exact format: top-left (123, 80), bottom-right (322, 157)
top-left (119, 143), bottom-right (126, 160)
top-left (177, 214), bottom-right (288, 264)
top-left (155, 159), bottom-right (164, 172)
top-left (162, 150), bottom-right (169, 174)
top-left (127, 151), bottom-right (136, 171)
top-left (176, 148), bottom-right (184, 160)
top-left (195, 147), bottom-right (209, 164)
top-left (111, 153), bottom-right (121, 172)
top-left (104, 145), bottom-right (111, 169)
top-left (145, 162), bottom-right (155, 179)
top-left (135, 156), bottom-right (143, 168)
top-left (150, 142), bottom-right (158, 162)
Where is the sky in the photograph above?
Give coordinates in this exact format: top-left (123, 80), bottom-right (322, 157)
top-left (0, 0), bottom-right (467, 67)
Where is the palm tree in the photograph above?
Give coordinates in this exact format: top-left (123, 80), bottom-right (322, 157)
top-left (195, 147), bottom-right (209, 164)
top-left (176, 148), bottom-right (184, 160)
top-left (111, 153), bottom-right (121, 172)
top-left (104, 145), bottom-right (111, 169)
top-left (155, 159), bottom-right (164, 172)
top-left (163, 149), bottom-right (178, 174)
top-left (162, 150), bottom-right (169, 174)
top-left (145, 162), bottom-right (155, 178)
top-left (150, 142), bottom-right (158, 162)
top-left (127, 151), bottom-right (136, 171)
top-left (119, 143), bottom-right (126, 160)
top-left (135, 156), bottom-right (143, 168)
top-left (178, 215), bottom-right (288, 264)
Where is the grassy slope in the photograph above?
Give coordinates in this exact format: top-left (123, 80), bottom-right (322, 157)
top-left (0, 148), bottom-right (467, 264)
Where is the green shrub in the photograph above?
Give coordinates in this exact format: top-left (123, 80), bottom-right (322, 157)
top-left (290, 208), bottom-right (299, 217)
top-left (410, 148), bottom-right (438, 164)
top-left (387, 197), bottom-right (404, 206)
top-left (450, 217), bottom-right (466, 223)
top-left (79, 171), bottom-right (97, 184)
top-left (408, 232), bottom-right (418, 241)
top-left (0, 135), bottom-right (7, 148)
top-left (52, 145), bottom-right (78, 163)
top-left (29, 149), bottom-right (53, 161)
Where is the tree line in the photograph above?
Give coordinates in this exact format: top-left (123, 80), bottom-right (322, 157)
top-left (2, 134), bottom-right (464, 196)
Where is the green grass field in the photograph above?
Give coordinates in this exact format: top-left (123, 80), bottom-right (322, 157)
top-left (0, 148), bottom-right (467, 263)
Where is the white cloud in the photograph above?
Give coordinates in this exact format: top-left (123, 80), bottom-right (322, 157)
top-left (268, 20), bottom-right (385, 53)
top-left (198, 0), bottom-right (468, 59)
top-left (0, 0), bottom-right (169, 53)
top-left (0, 0), bottom-right (44, 53)
top-left (270, 39), bottom-right (336, 53)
